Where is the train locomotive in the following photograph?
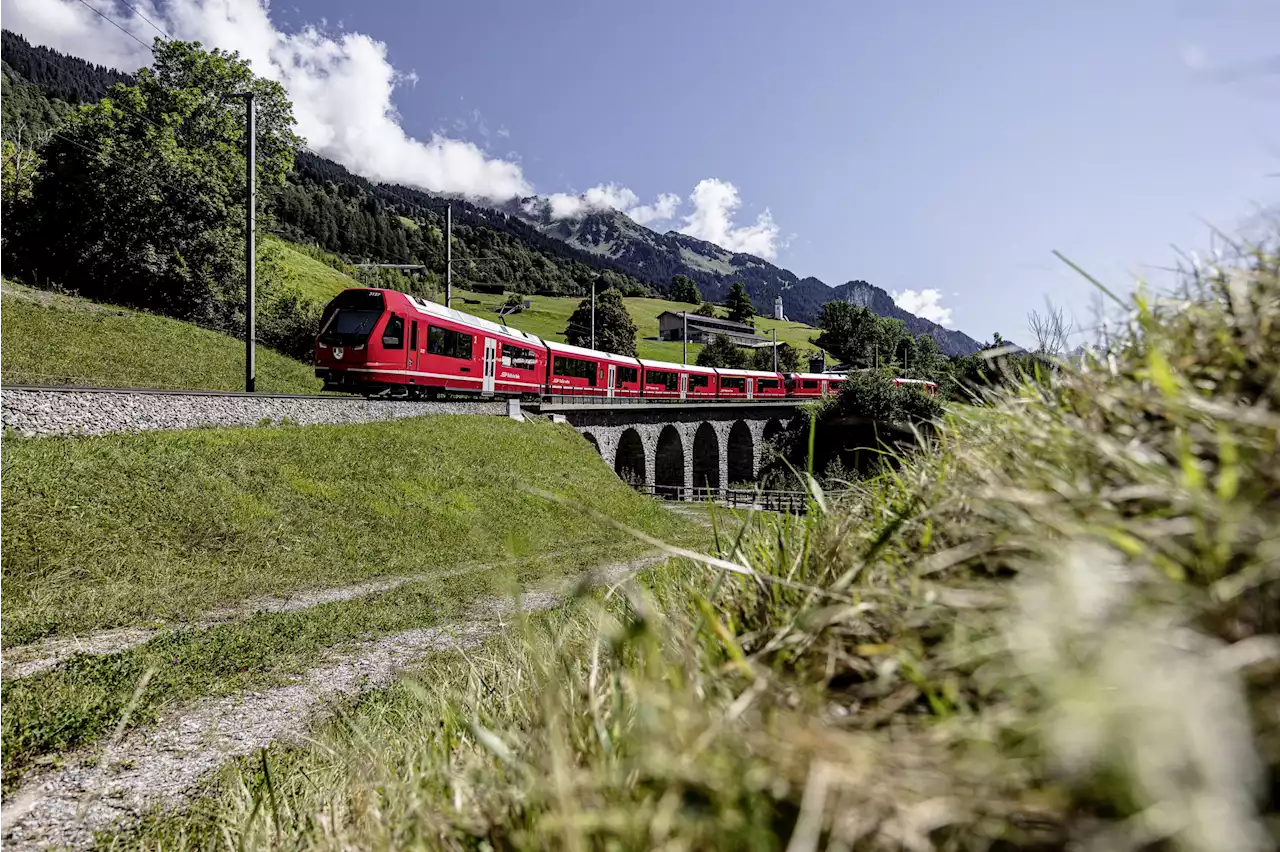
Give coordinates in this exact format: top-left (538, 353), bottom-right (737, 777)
top-left (314, 288), bottom-right (938, 402)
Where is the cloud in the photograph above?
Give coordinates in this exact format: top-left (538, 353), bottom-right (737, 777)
top-left (892, 288), bottom-right (954, 327)
top-left (627, 192), bottom-right (681, 226)
top-left (3, 0), bottom-right (785, 256)
top-left (679, 178), bottom-right (780, 259)
top-left (546, 183), bottom-right (681, 226)
top-left (1, 0), bottom-right (531, 199)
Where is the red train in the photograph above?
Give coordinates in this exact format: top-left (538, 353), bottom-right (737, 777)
top-left (314, 288), bottom-right (938, 401)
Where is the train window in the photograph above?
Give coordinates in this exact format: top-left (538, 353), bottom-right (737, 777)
top-left (409, 322), bottom-right (418, 351)
top-left (382, 314), bottom-right (404, 349)
top-left (318, 289), bottom-right (386, 345)
top-left (427, 325), bottom-right (474, 360)
top-left (646, 370), bottom-right (679, 391)
top-left (720, 377), bottom-right (746, 392)
top-left (615, 366), bottom-right (638, 386)
top-left (802, 379), bottom-right (819, 389)
top-left (689, 374), bottom-right (709, 388)
top-left (758, 379), bottom-right (779, 390)
top-left (501, 342), bottom-right (538, 370)
top-left (553, 356), bottom-right (597, 386)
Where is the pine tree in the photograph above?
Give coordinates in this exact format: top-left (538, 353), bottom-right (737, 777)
top-left (725, 281), bottom-right (755, 325)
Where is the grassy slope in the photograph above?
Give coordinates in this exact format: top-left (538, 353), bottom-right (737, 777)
top-left (2, 415), bottom-right (692, 646)
top-left (257, 235), bottom-right (830, 363)
top-left (454, 288), bottom-right (831, 363)
top-left (259, 236), bottom-right (363, 304)
top-left (1, 414), bottom-right (703, 787)
top-left (1, 280), bottom-right (322, 392)
top-left (118, 249), bottom-right (1280, 850)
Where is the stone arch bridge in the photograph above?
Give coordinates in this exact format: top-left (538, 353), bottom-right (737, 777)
top-left (539, 401), bottom-right (804, 498)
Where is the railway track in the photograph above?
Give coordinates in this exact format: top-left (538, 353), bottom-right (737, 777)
top-left (0, 384), bottom-right (485, 402)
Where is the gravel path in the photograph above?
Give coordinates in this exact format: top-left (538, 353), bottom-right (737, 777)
top-left (1, 389), bottom-right (506, 437)
top-left (0, 555), bottom-right (663, 851)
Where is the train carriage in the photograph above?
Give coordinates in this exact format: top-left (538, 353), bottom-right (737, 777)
top-left (638, 359), bottom-right (718, 400)
top-left (545, 340), bottom-right (643, 399)
top-left (785, 372), bottom-right (833, 398)
top-left (714, 367), bottom-right (786, 400)
top-left (316, 289), bottom-right (546, 397)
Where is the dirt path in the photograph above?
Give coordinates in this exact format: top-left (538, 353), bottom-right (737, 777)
top-left (2, 553), bottom-right (574, 681)
top-left (0, 555), bottom-right (663, 851)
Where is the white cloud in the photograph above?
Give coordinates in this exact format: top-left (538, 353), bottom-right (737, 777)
top-left (3, 0), bottom-right (785, 256)
top-left (1, 0), bottom-right (531, 199)
top-left (679, 178), bottom-right (780, 259)
top-left (892, 288), bottom-right (954, 327)
top-left (546, 183), bottom-right (681, 226)
top-left (627, 192), bottom-right (681, 226)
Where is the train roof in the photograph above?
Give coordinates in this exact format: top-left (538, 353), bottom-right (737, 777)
top-left (714, 367), bottom-right (784, 378)
top-left (638, 358), bottom-right (717, 375)
top-left (544, 339), bottom-right (642, 365)
top-left (389, 291), bottom-right (545, 347)
top-left (790, 372), bottom-right (833, 381)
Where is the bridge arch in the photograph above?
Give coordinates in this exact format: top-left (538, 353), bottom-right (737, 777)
top-left (691, 422), bottom-right (720, 497)
top-left (763, 418), bottom-right (786, 447)
top-left (582, 432), bottom-right (601, 455)
top-left (727, 420), bottom-right (755, 486)
top-left (614, 428), bottom-right (646, 486)
top-left (654, 424), bottom-right (686, 500)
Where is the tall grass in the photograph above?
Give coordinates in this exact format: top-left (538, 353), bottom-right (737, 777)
top-left (119, 244), bottom-right (1279, 851)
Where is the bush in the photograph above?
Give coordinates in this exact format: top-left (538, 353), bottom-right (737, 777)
top-left (257, 289), bottom-right (322, 362)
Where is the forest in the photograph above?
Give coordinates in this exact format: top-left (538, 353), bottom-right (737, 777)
top-left (0, 31), bottom-right (1005, 391)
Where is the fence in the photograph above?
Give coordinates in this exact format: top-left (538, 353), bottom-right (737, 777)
top-left (634, 484), bottom-right (817, 514)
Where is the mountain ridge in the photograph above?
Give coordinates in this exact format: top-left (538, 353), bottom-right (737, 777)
top-left (507, 199), bottom-right (981, 355)
top-left (1, 28), bottom-right (982, 357)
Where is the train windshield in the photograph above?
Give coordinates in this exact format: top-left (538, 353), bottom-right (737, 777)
top-left (319, 290), bottom-right (386, 344)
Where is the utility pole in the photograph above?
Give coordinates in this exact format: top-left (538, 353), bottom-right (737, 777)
top-left (590, 276), bottom-right (596, 350)
top-left (772, 328), bottom-right (777, 373)
top-left (682, 313), bottom-right (688, 364)
top-left (445, 202), bottom-right (452, 308)
top-left (242, 91), bottom-right (256, 393)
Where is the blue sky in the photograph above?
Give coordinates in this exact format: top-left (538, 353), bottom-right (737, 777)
top-left (7, 0), bottom-right (1279, 344)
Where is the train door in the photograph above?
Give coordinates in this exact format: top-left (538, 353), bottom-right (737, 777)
top-left (607, 364), bottom-right (616, 399)
top-left (679, 373), bottom-right (688, 400)
top-left (407, 321), bottom-right (419, 378)
top-left (482, 338), bottom-right (496, 396)
top-left (747, 377), bottom-right (755, 400)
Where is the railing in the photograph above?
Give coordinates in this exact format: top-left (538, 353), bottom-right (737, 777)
top-left (634, 484), bottom-right (816, 514)
top-left (538, 387), bottom-right (798, 406)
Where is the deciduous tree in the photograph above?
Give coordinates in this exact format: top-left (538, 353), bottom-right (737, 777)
top-left (9, 39), bottom-right (301, 328)
top-left (669, 274), bottom-right (700, 304)
top-left (695, 334), bottom-right (747, 369)
top-left (565, 288), bottom-right (637, 356)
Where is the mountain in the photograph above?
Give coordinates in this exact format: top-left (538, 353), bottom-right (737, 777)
top-left (1, 28), bottom-right (981, 357)
top-left (510, 200), bottom-right (982, 356)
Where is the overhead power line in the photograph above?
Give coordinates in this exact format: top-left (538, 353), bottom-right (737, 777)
top-left (116, 0), bottom-right (171, 40)
top-left (71, 0), bottom-right (154, 53)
